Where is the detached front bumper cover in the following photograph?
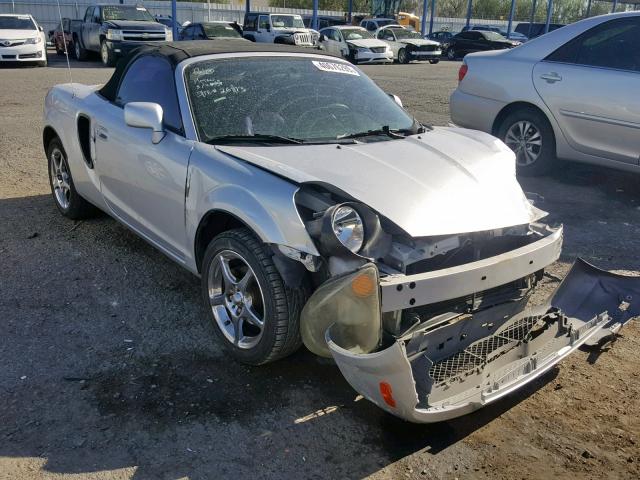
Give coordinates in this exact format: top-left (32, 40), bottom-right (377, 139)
top-left (327, 259), bottom-right (640, 423)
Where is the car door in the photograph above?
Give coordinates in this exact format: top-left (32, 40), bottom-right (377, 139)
top-left (533, 16), bottom-right (640, 164)
top-left (94, 55), bottom-right (194, 261)
top-left (82, 7), bottom-right (93, 49)
top-left (256, 15), bottom-right (272, 42)
top-left (90, 6), bottom-right (101, 50)
top-left (378, 28), bottom-right (399, 56)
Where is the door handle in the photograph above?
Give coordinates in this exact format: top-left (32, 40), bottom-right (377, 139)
top-left (540, 72), bottom-right (562, 83)
top-left (96, 126), bottom-right (108, 140)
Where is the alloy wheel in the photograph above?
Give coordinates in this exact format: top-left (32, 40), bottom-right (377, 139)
top-left (207, 250), bottom-right (266, 349)
top-left (74, 41), bottom-right (80, 60)
top-left (101, 42), bottom-right (108, 65)
top-left (49, 147), bottom-right (71, 209)
top-left (447, 48), bottom-right (456, 60)
top-left (504, 120), bottom-right (543, 166)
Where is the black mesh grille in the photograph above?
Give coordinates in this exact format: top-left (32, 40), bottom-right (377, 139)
top-left (429, 316), bottom-right (540, 385)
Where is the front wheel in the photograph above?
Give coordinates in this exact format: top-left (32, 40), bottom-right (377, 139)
top-left (497, 108), bottom-right (556, 176)
top-left (397, 48), bottom-right (409, 64)
top-left (100, 40), bottom-right (115, 67)
top-left (429, 58), bottom-right (440, 64)
top-left (447, 47), bottom-right (456, 60)
top-left (201, 228), bottom-right (306, 365)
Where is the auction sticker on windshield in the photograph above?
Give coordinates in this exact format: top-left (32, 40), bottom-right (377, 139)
top-left (312, 61), bottom-right (359, 76)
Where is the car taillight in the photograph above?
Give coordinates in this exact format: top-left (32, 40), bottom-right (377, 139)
top-left (458, 64), bottom-right (468, 82)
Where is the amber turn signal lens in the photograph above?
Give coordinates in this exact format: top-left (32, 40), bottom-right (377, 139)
top-left (379, 382), bottom-right (396, 408)
top-left (351, 273), bottom-right (376, 298)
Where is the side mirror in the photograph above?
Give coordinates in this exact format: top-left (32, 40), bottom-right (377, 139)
top-left (266, 25), bottom-right (271, 32)
top-left (39, 25), bottom-right (44, 32)
top-left (319, 33), bottom-right (326, 42)
top-left (124, 102), bottom-right (166, 144)
top-left (388, 94), bottom-right (403, 108)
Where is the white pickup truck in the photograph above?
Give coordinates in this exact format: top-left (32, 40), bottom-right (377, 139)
top-left (242, 12), bottom-right (316, 46)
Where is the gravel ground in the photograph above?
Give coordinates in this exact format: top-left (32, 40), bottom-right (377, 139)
top-left (0, 51), bottom-right (638, 480)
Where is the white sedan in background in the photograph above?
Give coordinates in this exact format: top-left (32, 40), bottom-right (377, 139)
top-left (318, 25), bottom-right (392, 64)
top-left (451, 12), bottom-right (640, 176)
top-left (0, 13), bottom-right (47, 66)
top-left (376, 25), bottom-right (441, 64)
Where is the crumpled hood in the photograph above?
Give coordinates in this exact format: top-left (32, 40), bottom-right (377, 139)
top-left (401, 38), bottom-right (440, 47)
top-left (347, 38), bottom-right (389, 49)
top-left (104, 20), bottom-right (164, 30)
top-left (215, 127), bottom-right (544, 237)
top-left (0, 29), bottom-right (39, 40)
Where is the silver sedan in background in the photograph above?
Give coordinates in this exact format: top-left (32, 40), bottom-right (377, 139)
top-left (450, 12), bottom-right (640, 176)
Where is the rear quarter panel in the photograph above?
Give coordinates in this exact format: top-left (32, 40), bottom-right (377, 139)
top-left (44, 84), bottom-right (107, 210)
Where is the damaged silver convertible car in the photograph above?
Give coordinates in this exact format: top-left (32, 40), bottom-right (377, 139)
top-left (43, 41), bottom-right (640, 423)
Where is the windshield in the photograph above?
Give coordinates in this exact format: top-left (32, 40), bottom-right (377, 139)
top-left (377, 19), bottom-right (396, 27)
top-left (342, 28), bottom-right (373, 40)
top-left (186, 57), bottom-right (415, 143)
top-left (392, 28), bottom-right (422, 39)
top-left (102, 6), bottom-right (155, 22)
top-left (203, 23), bottom-right (241, 38)
top-left (482, 31), bottom-right (507, 41)
top-left (271, 15), bottom-right (304, 29)
top-left (0, 16), bottom-right (36, 30)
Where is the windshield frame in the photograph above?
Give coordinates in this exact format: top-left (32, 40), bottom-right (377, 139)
top-left (178, 52), bottom-right (418, 145)
top-left (0, 15), bottom-right (37, 30)
top-left (102, 5), bottom-right (155, 22)
top-left (340, 27), bottom-right (374, 40)
top-left (391, 28), bottom-right (422, 39)
top-left (202, 22), bottom-right (242, 38)
top-left (270, 14), bottom-right (304, 29)
top-left (481, 31), bottom-right (507, 41)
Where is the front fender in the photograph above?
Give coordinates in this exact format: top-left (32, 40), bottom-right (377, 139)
top-left (185, 145), bottom-right (320, 268)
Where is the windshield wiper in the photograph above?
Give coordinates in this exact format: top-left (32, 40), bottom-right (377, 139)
top-left (204, 134), bottom-right (304, 145)
top-left (337, 125), bottom-right (412, 141)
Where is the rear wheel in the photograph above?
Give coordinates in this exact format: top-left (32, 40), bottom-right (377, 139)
top-left (46, 137), bottom-right (98, 219)
top-left (74, 38), bottom-right (87, 61)
top-left (447, 47), bottom-right (456, 60)
top-left (201, 228), bottom-right (306, 365)
top-left (429, 58), bottom-right (440, 64)
top-left (497, 107), bottom-right (556, 176)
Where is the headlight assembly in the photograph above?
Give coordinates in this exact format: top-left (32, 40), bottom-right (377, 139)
top-left (164, 27), bottom-right (173, 41)
top-left (332, 205), bottom-right (364, 253)
top-left (304, 202), bottom-right (392, 259)
top-left (106, 29), bottom-right (124, 41)
top-left (25, 36), bottom-right (42, 44)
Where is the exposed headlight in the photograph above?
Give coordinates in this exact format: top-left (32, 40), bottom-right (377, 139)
top-left (164, 27), bottom-right (173, 41)
top-left (25, 36), bottom-right (42, 44)
top-left (356, 47), bottom-right (370, 54)
top-left (332, 206), bottom-right (364, 253)
top-left (106, 29), bottom-right (124, 41)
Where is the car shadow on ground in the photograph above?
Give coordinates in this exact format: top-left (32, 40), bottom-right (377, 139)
top-left (1, 194), bottom-right (564, 479)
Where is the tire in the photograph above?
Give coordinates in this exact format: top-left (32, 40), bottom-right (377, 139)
top-left (201, 228), bottom-right (307, 365)
top-left (74, 38), bottom-right (87, 61)
top-left (497, 107), bottom-right (556, 176)
top-left (398, 48), bottom-right (409, 64)
top-left (56, 45), bottom-right (64, 55)
top-left (100, 39), bottom-right (115, 67)
top-left (38, 57), bottom-right (47, 67)
top-left (429, 59), bottom-right (440, 64)
top-left (46, 137), bottom-right (98, 219)
top-left (447, 47), bottom-right (456, 60)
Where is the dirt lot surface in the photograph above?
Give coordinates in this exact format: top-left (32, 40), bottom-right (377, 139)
top-left (1, 52), bottom-right (639, 480)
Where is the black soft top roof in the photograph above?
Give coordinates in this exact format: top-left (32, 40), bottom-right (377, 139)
top-left (99, 40), bottom-right (337, 102)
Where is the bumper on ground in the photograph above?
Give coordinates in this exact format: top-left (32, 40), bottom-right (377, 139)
top-left (328, 258), bottom-right (640, 422)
